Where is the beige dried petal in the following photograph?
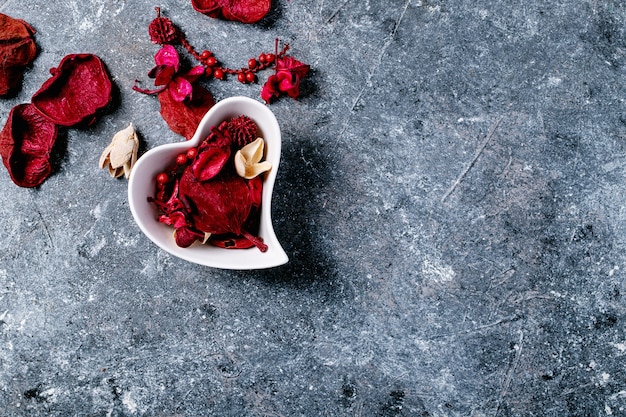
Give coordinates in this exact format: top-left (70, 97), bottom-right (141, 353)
top-left (234, 137), bottom-right (272, 179)
top-left (99, 123), bottom-right (139, 179)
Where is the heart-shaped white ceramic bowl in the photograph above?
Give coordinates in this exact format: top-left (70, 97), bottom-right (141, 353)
top-left (128, 96), bottom-right (288, 269)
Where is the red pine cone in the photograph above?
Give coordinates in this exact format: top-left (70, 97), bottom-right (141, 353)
top-left (149, 9), bottom-right (179, 45)
top-left (228, 115), bottom-right (257, 147)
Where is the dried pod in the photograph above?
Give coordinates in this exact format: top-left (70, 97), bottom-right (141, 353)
top-left (228, 115), bottom-right (257, 147)
top-left (234, 137), bottom-right (272, 179)
top-left (99, 123), bottom-right (139, 179)
top-left (0, 13), bottom-right (37, 96)
top-left (0, 104), bottom-right (58, 188)
top-left (31, 54), bottom-right (112, 127)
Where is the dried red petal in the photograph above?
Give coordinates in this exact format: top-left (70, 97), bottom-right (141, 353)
top-left (0, 13), bottom-right (37, 96)
top-left (221, 0), bottom-right (272, 24)
top-left (174, 226), bottom-right (205, 247)
top-left (209, 234), bottom-right (255, 249)
top-left (157, 84), bottom-right (215, 139)
top-left (0, 104), bottom-right (58, 188)
top-left (191, 145), bottom-right (231, 181)
top-left (191, 0), bottom-right (271, 24)
top-left (179, 167), bottom-right (251, 235)
top-left (191, 0), bottom-right (223, 18)
top-left (31, 54), bottom-right (112, 127)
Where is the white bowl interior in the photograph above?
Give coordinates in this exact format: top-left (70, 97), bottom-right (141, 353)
top-left (128, 96), bottom-right (288, 269)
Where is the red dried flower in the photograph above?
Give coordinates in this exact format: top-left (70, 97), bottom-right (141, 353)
top-left (191, 0), bottom-right (271, 24)
top-left (0, 13), bottom-right (37, 96)
top-left (136, 45), bottom-right (206, 102)
top-left (31, 54), bottom-right (113, 127)
top-left (0, 104), bottom-right (58, 188)
top-left (261, 56), bottom-right (310, 104)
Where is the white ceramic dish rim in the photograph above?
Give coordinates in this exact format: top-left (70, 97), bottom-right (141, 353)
top-left (128, 96), bottom-right (289, 269)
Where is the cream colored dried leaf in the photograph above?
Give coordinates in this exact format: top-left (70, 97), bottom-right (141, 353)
top-left (234, 137), bottom-right (272, 179)
top-left (99, 123), bottom-right (139, 179)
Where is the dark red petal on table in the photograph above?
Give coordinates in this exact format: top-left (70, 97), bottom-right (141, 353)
top-left (190, 0), bottom-right (222, 16)
top-left (0, 13), bottom-right (37, 96)
top-left (0, 104), bottom-right (58, 188)
top-left (157, 84), bottom-right (215, 139)
top-left (191, 0), bottom-right (271, 24)
top-left (31, 54), bottom-right (112, 127)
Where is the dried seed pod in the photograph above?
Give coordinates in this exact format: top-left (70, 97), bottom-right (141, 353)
top-left (148, 7), bottom-right (180, 45)
top-left (99, 123), bottom-right (139, 179)
top-left (234, 137), bottom-right (272, 179)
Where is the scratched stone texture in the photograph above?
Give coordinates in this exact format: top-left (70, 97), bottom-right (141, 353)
top-left (0, 0), bottom-right (625, 416)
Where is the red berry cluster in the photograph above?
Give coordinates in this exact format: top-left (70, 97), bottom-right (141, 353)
top-left (155, 145), bottom-right (198, 192)
top-left (149, 7), bottom-right (289, 85)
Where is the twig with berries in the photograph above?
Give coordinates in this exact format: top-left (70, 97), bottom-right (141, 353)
top-left (146, 7), bottom-right (308, 95)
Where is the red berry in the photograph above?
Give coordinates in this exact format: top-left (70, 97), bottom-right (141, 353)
top-left (245, 71), bottom-right (256, 83)
top-left (186, 147), bottom-right (198, 160)
top-left (156, 172), bottom-right (169, 184)
top-left (176, 153), bottom-right (187, 165)
top-left (213, 68), bottom-right (224, 80)
top-left (248, 58), bottom-right (258, 69)
top-left (200, 50), bottom-right (211, 60)
top-left (237, 72), bottom-right (246, 83)
top-left (205, 66), bottom-right (213, 77)
top-left (265, 53), bottom-right (275, 63)
top-left (205, 56), bottom-right (217, 67)
top-left (258, 53), bottom-right (267, 64)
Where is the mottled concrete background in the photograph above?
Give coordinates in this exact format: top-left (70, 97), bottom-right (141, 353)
top-left (1, 0), bottom-right (625, 416)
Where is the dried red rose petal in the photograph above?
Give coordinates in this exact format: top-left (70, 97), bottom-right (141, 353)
top-left (191, 145), bottom-right (230, 181)
top-left (31, 54), bottom-right (112, 127)
top-left (157, 84), bottom-right (215, 139)
top-left (191, 0), bottom-right (271, 24)
top-left (0, 104), bottom-right (58, 188)
top-left (0, 13), bottom-right (37, 96)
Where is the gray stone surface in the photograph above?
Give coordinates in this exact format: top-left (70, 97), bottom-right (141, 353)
top-left (1, 0), bottom-right (625, 415)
